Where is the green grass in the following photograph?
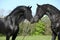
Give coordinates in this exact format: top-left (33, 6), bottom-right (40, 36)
top-left (0, 35), bottom-right (58, 40)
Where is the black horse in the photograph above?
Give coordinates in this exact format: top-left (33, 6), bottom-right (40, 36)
top-left (33, 4), bottom-right (60, 40)
top-left (0, 6), bottom-right (33, 40)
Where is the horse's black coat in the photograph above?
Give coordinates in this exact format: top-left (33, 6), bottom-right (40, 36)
top-left (33, 4), bottom-right (60, 40)
top-left (0, 6), bottom-right (33, 40)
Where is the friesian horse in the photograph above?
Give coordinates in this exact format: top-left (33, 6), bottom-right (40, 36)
top-left (0, 6), bottom-right (33, 40)
top-left (33, 4), bottom-right (60, 40)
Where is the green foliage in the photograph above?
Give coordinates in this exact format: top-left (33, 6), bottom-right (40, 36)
top-left (32, 20), bottom-right (46, 35)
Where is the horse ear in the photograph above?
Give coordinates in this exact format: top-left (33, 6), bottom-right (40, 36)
top-left (37, 4), bottom-right (40, 7)
top-left (28, 6), bottom-right (32, 9)
top-left (30, 6), bottom-right (32, 8)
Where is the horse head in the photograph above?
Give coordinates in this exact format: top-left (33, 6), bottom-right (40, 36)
top-left (33, 4), bottom-right (46, 23)
top-left (13, 6), bottom-right (33, 24)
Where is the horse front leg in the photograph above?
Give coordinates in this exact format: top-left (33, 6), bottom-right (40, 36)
top-left (51, 24), bottom-right (57, 40)
top-left (12, 33), bottom-right (17, 40)
top-left (6, 34), bottom-right (10, 40)
top-left (12, 27), bottom-right (19, 40)
top-left (12, 31), bottom-right (18, 40)
top-left (51, 31), bottom-right (57, 40)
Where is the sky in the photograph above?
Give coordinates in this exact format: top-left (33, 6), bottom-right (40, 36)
top-left (0, 0), bottom-right (60, 16)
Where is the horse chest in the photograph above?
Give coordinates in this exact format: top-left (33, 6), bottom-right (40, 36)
top-left (5, 23), bottom-right (17, 32)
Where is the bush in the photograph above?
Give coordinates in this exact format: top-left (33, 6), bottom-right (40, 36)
top-left (32, 20), bottom-right (46, 35)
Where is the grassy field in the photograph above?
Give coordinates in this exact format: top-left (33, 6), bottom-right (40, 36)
top-left (0, 35), bottom-right (58, 40)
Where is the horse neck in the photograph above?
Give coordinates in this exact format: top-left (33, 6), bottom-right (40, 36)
top-left (12, 15), bottom-right (24, 25)
top-left (15, 15), bottom-right (25, 25)
top-left (5, 15), bottom-right (18, 26)
top-left (5, 11), bottom-right (21, 25)
top-left (5, 14), bottom-right (25, 26)
top-left (46, 7), bottom-right (60, 23)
